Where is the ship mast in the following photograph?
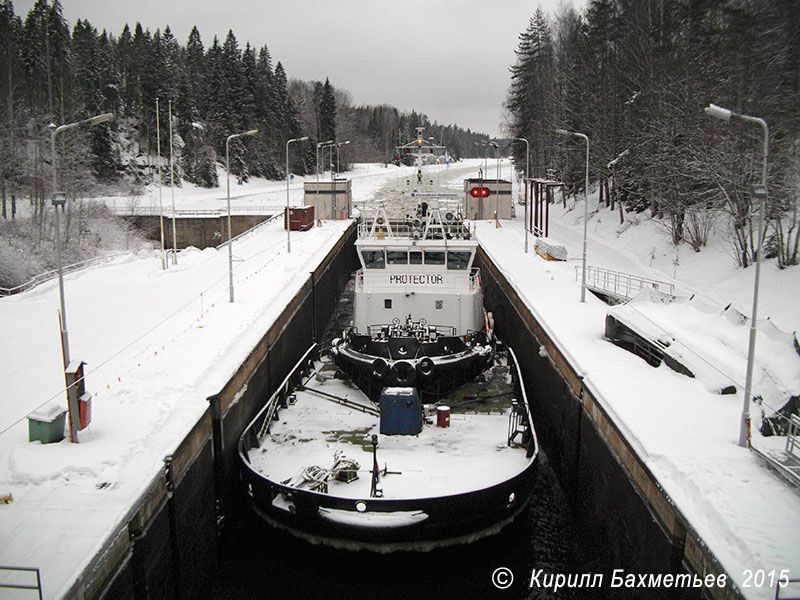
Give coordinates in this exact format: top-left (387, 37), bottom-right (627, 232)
top-left (398, 126), bottom-right (446, 183)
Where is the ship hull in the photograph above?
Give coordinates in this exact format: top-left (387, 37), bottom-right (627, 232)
top-left (241, 457), bottom-right (538, 552)
top-left (238, 344), bottom-right (539, 552)
top-left (331, 333), bottom-right (494, 402)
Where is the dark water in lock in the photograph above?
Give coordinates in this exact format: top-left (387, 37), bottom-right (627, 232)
top-left (211, 278), bottom-right (606, 600)
top-left (211, 450), bottom-right (602, 600)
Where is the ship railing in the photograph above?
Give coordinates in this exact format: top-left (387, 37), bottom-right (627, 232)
top-left (247, 344), bottom-right (319, 446)
top-left (506, 346), bottom-right (539, 459)
top-left (356, 221), bottom-right (470, 240)
top-left (365, 323), bottom-right (457, 338)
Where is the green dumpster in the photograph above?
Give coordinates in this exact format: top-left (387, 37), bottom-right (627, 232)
top-left (28, 403), bottom-right (67, 444)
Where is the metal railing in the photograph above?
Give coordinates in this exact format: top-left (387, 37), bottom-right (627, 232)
top-left (577, 265), bottom-right (674, 300)
top-left (776, 578), bottom-right (800, 600)
top-left (0, 566), bottom-right (43, 599)
top-left (106, 205), bottom-right (275, 217)
top-left (0, 253), bottom-right (129, 297)
top-left (1, 211), bottom-right (283, 298)
top-left (254, 344), bottom-right (319, 443)
top-left (364, 323), bottom-right (457, 338)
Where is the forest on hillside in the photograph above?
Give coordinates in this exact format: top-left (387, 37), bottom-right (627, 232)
top-left (0, 0), bottom-right (489, 213)
top-left (0, 0), bottom-right (491, 287)
top-left (505, 0), bottom-right (800, 269)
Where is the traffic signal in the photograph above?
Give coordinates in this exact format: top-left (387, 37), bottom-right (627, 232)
top-left (470, 187), bottom-right (490, 198)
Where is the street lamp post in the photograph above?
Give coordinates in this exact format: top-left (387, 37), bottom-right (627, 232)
top-left (286, 136), bottom-right (309, 253)
top-left (49, 112), bottom-right (114, 368)
top-left (155, 99), bottom-right (166, 270)
top-left (226, 129), bottom-right (258, 303)
top-left (334, 141), bottom-right (350, 219)
top-left (316, 140), bottom-right (334, 219)
top-left (51, 191), bottom-right (68, 364)
top-left (316, 140), bottom-right (333, 180)
top-left (704, 102), bottom-right (769, 449)
top-left (336, 140), bottom-right (350, 174)
top-left (556, 128), bottom-right (590, 302)
top-left (513, 137), bottom-right (530, 252)
top-left (168, 99), bottom-right (177, 265)
top-left (323, 142), bottom-right (335, 175)
top-left (490, 142), bottom-right (500, 221)
top-left (50, 112), bottom-right (114, 444)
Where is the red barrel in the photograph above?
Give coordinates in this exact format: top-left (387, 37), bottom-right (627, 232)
top-left (436, 406), bottom-right (450, 428)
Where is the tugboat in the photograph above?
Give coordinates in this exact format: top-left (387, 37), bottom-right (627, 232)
top-left (330, 201), bottom-right (494, 402)
top-left (238, 130), bottom-right (538, 550)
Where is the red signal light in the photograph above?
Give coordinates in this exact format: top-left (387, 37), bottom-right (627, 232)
top-left (470, 187), bottom-right (490, 198)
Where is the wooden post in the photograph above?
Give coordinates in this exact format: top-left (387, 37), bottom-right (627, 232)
top-left (545, 186), bottom-right (550, 237)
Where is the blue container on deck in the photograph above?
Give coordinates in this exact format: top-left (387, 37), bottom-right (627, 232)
top-left (379, 387), bottom-right (423, 435)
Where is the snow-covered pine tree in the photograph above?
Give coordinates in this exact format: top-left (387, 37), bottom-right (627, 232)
top-left (319, 78), bottom-right (337, 147)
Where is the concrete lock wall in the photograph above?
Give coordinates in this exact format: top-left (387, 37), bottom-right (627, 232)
top-left (476, 247), bottom-right (742, 600)
top-left (65, 223), bottom-right (357, 600)
top-left (125, 215), bottom-right (273, 250)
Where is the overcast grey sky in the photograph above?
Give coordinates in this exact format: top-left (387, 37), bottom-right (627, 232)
top-left (14, 0), bottom-right (578, 137)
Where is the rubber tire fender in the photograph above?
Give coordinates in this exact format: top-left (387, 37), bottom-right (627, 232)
top-left (372, 358), bottom-right (389, 380)
top-left (416, 357), bottom-right (434, 379)
top-left (389, 361), bottom-right (417, 386)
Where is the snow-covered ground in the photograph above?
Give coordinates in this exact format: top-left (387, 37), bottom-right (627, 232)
top-left (476, 199), bottom-right (800, 599)
top-left (1, 159), bottom-right (798, 599)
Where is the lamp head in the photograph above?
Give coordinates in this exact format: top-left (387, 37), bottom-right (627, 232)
top-left (704, 104), bottom-right (732, 122)
top-left (88, 112), bottom-right (114, 126)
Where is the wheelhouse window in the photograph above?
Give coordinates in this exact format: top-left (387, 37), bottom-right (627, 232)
top-left (386, 250), bottom-right (408, 265)
top-left (447, 251), bottom-right (472, 270)
top-left (409, 251), bottom-right (423, 265)
top-left (424, 251), bottom-right (445, 265)
top-left (361, 249), bottom-right (385, 269)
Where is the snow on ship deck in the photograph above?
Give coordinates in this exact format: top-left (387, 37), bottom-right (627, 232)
top-left (248, 361), bottom-right (532, 500)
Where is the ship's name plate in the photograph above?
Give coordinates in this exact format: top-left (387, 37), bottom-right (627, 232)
top-left (388, 274), bottom-right (444, 285)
